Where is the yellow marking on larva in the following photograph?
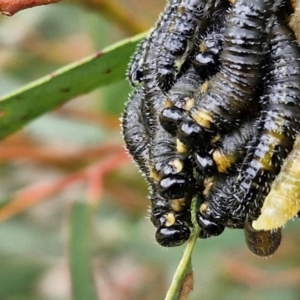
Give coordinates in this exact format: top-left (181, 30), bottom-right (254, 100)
top-left (203, 177), bottom-right (214, 196)
top-left (201, 81), bottom-right (209, 93)
top-left (169, 159), bottom-right (183, 173)
top-left (256, 131), bottom-right (285, 170)
top-left (182, 97), bottom-right (194, 111)
top-left (199, 42), bottom-right (207, 53)
top-left (165, 212), bottom-right (176, 227)
top-left (210, 134), bottom-right (221, 144)
top-left (213, 150), bottom-right (235, 173)
top-left (149, 166), bottom-right (161, 182)
top-left (253, 134), bottom-right (300, 230)
top-left (176, 138), bottom-right (189, 154)
top-left (200, 202), bottom-right (209, 214)
top-left (171, 198), bottom-right (186, 212)
top-left (191, 109), bottom-right (213, 128)
top-left (164, 98), bottom-right (173, 108)
top-left (168, 23), bottom-right (175, 33)
top-left (177, 6), bottom-right (185, 14)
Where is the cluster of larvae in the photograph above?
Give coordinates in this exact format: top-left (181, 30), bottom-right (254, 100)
top-left (122, 0), bottom-right (300, 256)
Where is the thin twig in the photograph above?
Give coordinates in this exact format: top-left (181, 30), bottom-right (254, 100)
top-left (0, 0), bottom-right (63, 16)
top-left (164, 198), bottom-right (200, 300)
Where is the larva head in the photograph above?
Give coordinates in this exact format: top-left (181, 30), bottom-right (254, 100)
top-left (151, 210), bottom-right (191, 247)
top-left (193, 51), bottom-right (220, 79)
top-left (197, 212), bottom-right (225, 237)
top-left (155, 224), bottom-right (191, 247)
top-left (193, 150), bottom-right (216, 175)
top-left (177, 116), bottom-right (212, 150)
top-left (198, 176), bottom-right (247, 229)
top-left (150, 192), bottom-right (191, 247)
top-left (160, 107), bottom-right (185, 135)
top-left (158, 171), bottom-right (195, 200)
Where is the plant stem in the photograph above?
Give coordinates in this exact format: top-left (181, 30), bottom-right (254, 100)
top-left (164, 197), bottom-right (200, 300)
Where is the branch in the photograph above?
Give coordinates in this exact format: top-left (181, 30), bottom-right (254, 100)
top-left (0, 0), bottom-right (63, 16)
top-left (164, 197), bottom-right (200, 300)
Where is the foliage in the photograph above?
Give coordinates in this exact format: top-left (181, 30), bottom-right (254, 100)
top-left (0, 1), bottom-right (300, 300)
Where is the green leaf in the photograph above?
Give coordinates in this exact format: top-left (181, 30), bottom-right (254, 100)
top-left (0, 32), bottom-right (147, 140)
top-left (68, 201), bottom-right (98, 300)
top-left (164, 197), bottom-right (200, 300)
top-left (0, 258), bottom-right (44, 298)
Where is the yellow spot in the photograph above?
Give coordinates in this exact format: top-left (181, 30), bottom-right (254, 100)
top-left (182, 97), bottom-right (194, 111)
top-left (165, 212), bottom-right (175, 227)
top-left (177, 6), bottom-right (185, 14)
top-left (211, 134), bottom-right (221, 144)
top-left (199, 42), bottom-right (207, 53)
top-left (213, 150), bottom-right (234, 173)
top-left (165, 98), bottom-right (173, 108)
top-left (169, 159), bottom-right (183, 173)
top-left (176, 139), bottom-right (189, 154)
top-left (191, 109), bottom-right (213, 128)
top-left (201, 81), bottom-right (209, 93)
top-left (257, 131), bottom-right (285, 170)
top-left (171, 198), bottom-right (186, 212)
top-left (200, 202), bottom-right (209, 214)
top-left (168, 23), bottom-right (175, 33)
top-left (203, 177), bottom-right (214, 196)
top-left (149, 166), bottom-right (161, 182)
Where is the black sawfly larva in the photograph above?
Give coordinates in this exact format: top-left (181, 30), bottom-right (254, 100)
top-left (127, 37), bottom-right (150, 87)
top-left (159, 65), bottom-right (202, 137)
top-left (177, 0), bottom-right (274, 150)
top-left (122, 88), bottom-right (150, 176)
top-left (160, 2), bottom-right (230, 137)
top-left (198, 16), bottom-right (300, 229)
top-left (150, 189), bottom-right (192, 246)
top-left (155, 0), bottom-right (217, 91)
top-left (193, 118), bottom-right (258, 175)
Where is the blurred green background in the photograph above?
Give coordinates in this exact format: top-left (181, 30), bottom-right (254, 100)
top-left (0, 1), bottom-right (300, 299)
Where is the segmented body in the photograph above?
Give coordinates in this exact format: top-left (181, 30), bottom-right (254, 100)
top-left (123, 0), bottom-right (196, 246)
top-left (122, 87), bottom-right (193, 246)
top-left (159, 65), bottom-right (203, 136)
top-left (177, 0), bottom-right (272, 150)
top-left (150, 189), bottom-right (192, 246)
top-left (123, 0), bottom-right (300, 254)
top-left (199, 16), bottom-right (300, 229)
top-left (244, 217), bottom-right (281, 256)
top-left (160, 3), bottom-right (230, 137)
top-left (149, 68), bottom-right (200, 200)
top-left (122, 88), bottom-right (150, 176)
top-left (193, 118), bottom-right (258, 175)
top-left (127, 37), bottom-right (150, 87)
top-left (155, 0), bottom-right (217, 91)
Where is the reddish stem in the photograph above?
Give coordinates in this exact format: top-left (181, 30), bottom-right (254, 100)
top-left (0, 0), bottom-right (62, 16)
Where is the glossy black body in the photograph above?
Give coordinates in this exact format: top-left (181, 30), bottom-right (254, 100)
top-left (155, 0), bottom-right (216, 91)
top-left (199, 16), bottom-right (300, 229)
top-left (178, 0), bottom-right (273, 150)
top-left (244, 217), bottom-right (281, 256)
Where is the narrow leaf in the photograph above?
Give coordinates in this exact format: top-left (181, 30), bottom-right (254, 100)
top-left (68, 201), bottom-right (98, 300)
top-left (0, 32), bottom-right (146, 140)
